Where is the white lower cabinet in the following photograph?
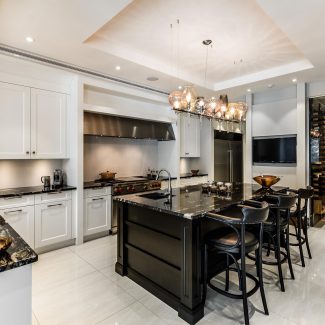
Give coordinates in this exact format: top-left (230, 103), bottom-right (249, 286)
top-left (35, 199), bottom-right (72, 248)
top-left (84, 187), bottom-right (112, 237)
top-left (0, 205), bottom-right (34, 248)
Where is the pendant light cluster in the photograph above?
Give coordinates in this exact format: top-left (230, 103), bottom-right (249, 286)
top-left (168, 39), bottom-right (248, 123)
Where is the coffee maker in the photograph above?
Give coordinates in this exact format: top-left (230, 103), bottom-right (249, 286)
top-left (53, 169), bottom-right (64, 188)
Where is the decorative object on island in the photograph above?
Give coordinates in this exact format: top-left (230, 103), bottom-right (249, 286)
top-left (0, 228), bottom-right (12, 253)
top-left (253, 175), bottom-right (280, 191)
top-left (191, 169), bottom-right (199, 176)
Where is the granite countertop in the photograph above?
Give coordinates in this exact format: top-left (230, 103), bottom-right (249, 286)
top-left (84, 181), bottom-right (113, 189)
top-left (0, 216), bottom-right (38, 272)
top-left (114, 183), bottom-right (288, 219)
top-left (180, 173), bottom-right (208, 179)
top-left (0, 185), bottom-right (76, 199)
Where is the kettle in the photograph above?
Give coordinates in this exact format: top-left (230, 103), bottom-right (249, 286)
top-left (53, 169), bottom-right (63, 188)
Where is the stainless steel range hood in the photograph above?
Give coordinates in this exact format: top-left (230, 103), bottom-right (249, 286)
top-left (84, 112), bottom-right (175, 141)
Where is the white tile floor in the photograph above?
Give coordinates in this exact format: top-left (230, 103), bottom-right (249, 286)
top-left (32, 226), bottom-right (325, 325)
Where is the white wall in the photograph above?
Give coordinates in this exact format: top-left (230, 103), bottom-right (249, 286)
top-left (83, 136), bottom-right (158, 181)
top-left (0, 160), bottom-right (63, 188)
top-left (248, 85), bottom-right (307, 189)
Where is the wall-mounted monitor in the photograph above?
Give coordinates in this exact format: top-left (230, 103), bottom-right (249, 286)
top-left (253, 135), bottom-right (297, 165)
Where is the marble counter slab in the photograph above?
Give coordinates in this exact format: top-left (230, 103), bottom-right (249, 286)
top-left (114, 183), bottom-right (288, 219)
top-left (0, 185), bottom-right (76, 198)
top-left (0, 216), bottom-right (38, 272)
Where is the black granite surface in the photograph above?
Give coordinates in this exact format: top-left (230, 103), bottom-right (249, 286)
top-left (0, 216), bottom-right (38, 272)
top-left (0, 185), bottom-right (76, 198)
top-left (180, 173), bottom-right (209, 179)
top-left (84, 181), bottom-right (113, 189)
top-left (114, 183), bottom-right (288, 219)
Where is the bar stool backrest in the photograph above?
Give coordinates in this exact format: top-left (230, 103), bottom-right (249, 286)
top-left (242, 201), bottom-right (269, 224)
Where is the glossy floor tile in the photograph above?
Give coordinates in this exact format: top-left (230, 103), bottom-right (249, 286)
top-left (32, 226), bottom-right (325, 324)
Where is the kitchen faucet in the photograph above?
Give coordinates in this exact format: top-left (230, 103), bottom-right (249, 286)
top-left (156, 169), bottom-right (172, 202)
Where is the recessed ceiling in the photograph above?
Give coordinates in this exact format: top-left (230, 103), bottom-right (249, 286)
top-left (0, 0), bottom-right (324, 99)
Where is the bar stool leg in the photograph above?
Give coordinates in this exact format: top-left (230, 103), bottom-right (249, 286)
top-left (225, 255), bottom-right (230, 292)
top-left (276, 230), bottom-right (285, 292)
top-left (285, 227), bottom-right (295, 280)
top-left (303, 216), bottom-right (312, 259)
top-left (241, 246), bottom-right (249, 325)
top-left (297, 217), bottom-right (305, 267)
top-left (256, 246), bottom-right (269, 315)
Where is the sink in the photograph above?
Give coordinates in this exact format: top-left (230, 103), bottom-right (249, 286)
top-left (138, 192), bottom-right (175, 200)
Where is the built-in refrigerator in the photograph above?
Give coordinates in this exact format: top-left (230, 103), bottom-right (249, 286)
top-left (214, 131), bottom-right (243, 183)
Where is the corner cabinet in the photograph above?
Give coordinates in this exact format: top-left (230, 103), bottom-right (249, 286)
top-left (180, 115), bottom-right (200, 158)
top-left (0, 81), bottom-right (68, 159)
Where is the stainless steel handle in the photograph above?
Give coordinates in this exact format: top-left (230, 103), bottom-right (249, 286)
top-left (32, 151), bottom-right (36, 154)
top-left (5, 209), bottom-right (23, 214)
top-left (26, 151), bottom-right (30, 154)
top-left (47, 203), bottom-right (63, 208)
top-left (4, 195), bottom-right (23, 200)
top-left (185, 152), bottom-right (189, 155)
top-left (92, 198), bottom-right (104, 201)
top-left (47, 192), bottom-right (62, 195)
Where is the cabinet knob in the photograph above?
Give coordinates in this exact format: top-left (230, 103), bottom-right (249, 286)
top-left (32, 151), bottom-right (36, 154)
top-left (26, 151), bottom-right (30, 154)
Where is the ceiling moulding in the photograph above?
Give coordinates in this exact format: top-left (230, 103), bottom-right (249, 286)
top-left (213, 59), bottom-right (313, 91)
top-left (0, 44), bottom-right (169, 96)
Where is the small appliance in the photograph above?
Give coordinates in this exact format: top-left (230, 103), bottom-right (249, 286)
top-left (41, 175), bottom-right (51, 191)
top-left (53, 169), bottom-right (63, 188)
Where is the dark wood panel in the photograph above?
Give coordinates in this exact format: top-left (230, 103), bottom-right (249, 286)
top-left (126, 221), bottom-right (181, 268)
top-left (127, 205), bottom-right (182, 239)
top-left (127, 244), bottom-right (181, 298)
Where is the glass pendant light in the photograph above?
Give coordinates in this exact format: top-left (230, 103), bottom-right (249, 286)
top-left (168, 90), bottom-right (183, 110)
top-left (205, 97), bottom-right (218, 116)
top-left (181, 85), bottom-right (197, 111)
top-left (195, 97), bottom-right (206, 114)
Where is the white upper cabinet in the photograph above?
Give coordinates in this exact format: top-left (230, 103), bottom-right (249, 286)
top-left (31, 89), bottom-right (67, 159)
top-left (180, 115), bottom-right (200, 158)
top-left (0, 82), bottom-right (31, 159)
top-left (0, 82), bottom-right (68, 159)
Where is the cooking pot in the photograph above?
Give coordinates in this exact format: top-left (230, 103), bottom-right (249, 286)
top-left (99, 171), bottom-right (116, 180)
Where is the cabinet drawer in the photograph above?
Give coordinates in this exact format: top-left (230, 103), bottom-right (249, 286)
top-left (35, 200), bottom-right (72, 248)
top-left (0, 205), bottom-right (35, 248)
top-left (0, 195), bottom-right (34, 209)
top-left (35, 191), bottom-right (71, 204)
top-left (86, 187), bottom-right (111, 198)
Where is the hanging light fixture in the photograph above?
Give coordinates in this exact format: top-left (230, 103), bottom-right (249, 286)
top-left (181, 85), bottom-right (197, 111)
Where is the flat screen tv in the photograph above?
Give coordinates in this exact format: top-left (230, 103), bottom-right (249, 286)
top-left (253, 135), bottom-right (297, 164)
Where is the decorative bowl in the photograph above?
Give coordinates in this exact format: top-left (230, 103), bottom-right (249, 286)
top-left (99, 171), bottom-right (116, 180)
top-left (253, 175), bottom-right (280, 188)
top-left (191, 169), bottom-right (199, 176)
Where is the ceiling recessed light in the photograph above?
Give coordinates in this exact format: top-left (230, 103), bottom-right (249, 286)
top-left (267, 83), bottom-right (274, 88)
top-left (147, 76), bottom-right (159, 81)
top-left (25, 36), bottom-right (34, 43)
top-left (292, 78), bottom-right (297, 83)
top-left (178, 85), bottom-right (182, 90)
top-left (13, 54), bottom-right (20, 57)
top-left (247, 88), bottom-right (251, 92)
top-left (115, 66), bottom-right (121, 71)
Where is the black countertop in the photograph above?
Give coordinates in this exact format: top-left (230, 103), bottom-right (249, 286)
top-left (0, 216), bottom-right (38, 273)
top-left (0, 185), bottom-right (76, 198)
top-left (84, 181), bottom-right (113, 189)
top-left (180, 173), bottom-right (208, 179)
top-left (114, 183), bottom-right (288, 219)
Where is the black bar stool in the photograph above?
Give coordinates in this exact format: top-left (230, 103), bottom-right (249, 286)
top-left (289, 186), bottom-right (314, 267)
top-left (254, 193), bottom-right (297, 292)
top-left (203, 201), bottom-right (269, 325)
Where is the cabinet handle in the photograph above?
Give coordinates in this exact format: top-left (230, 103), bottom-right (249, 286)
top-left (5, 209), bottom-right (23, 214)
top-left (32, 151), bottom-right (36, 154)
top-left (4, 195), bottom-right (23, 200)
top-left (47, 203), bottom-right (63, 208)
top-left (92, 198), bottom-right (104, 201)
top-left (47, 192), bottom-right (62, 195)
top-left (26, 151), bottom-right (30, 154)
top-left (185, 152), bottom-right (189, 155)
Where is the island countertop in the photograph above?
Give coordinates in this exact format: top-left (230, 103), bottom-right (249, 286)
top-left (113, 183), bottom-right (287, 219)
top-left (0, 216), bottom-right (38, 272)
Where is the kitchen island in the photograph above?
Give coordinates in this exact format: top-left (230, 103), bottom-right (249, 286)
top-left (0, 215), bottom-right (38, 325)
top-left (114, 183), bottom-right (286, 324)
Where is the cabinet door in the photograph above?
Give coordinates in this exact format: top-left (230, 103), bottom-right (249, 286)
top-left (0, 206), bottom-right (34, 248)
top-left (35, 200), bottom-right (72, 248)
top-left (84, 195), bottom-right (111, 236)
top-left (0, 82), bottom-right (31, 159)
top-left (31, 89), bottom-right (67, 159)
top-left (180, 116), bottom-right (200, 158)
